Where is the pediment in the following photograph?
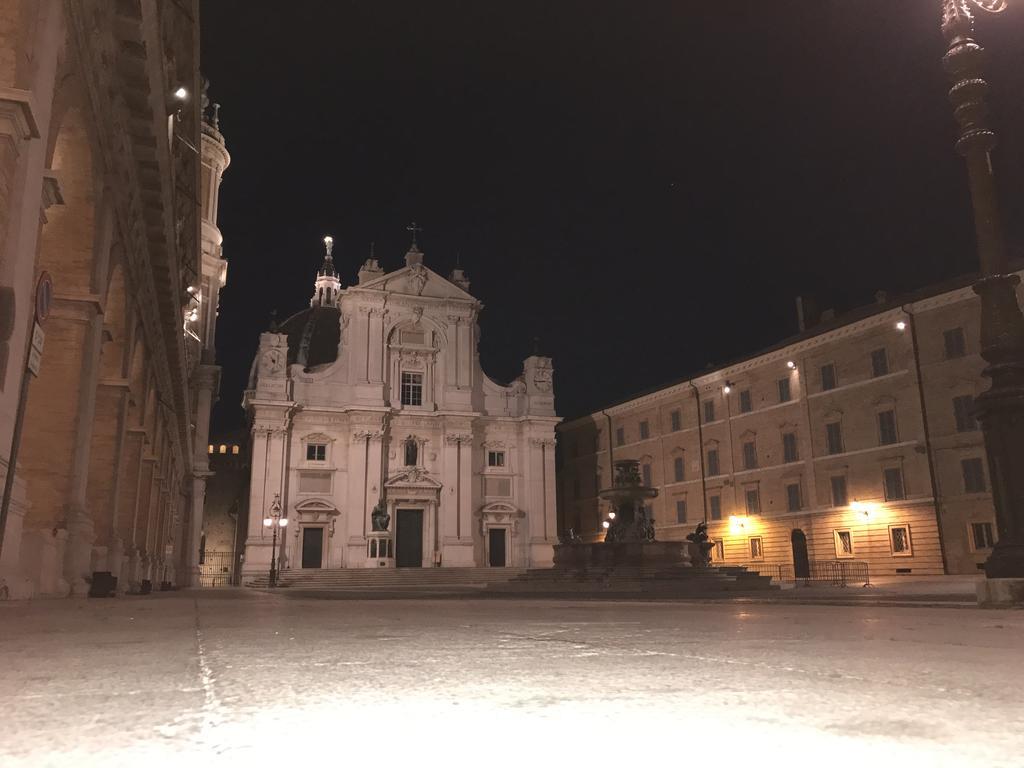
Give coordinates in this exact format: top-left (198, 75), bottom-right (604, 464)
top-left (358, 264), bottom-right (476, 302)
top-left (384, 468), bottom-right (444, 489)
top-left (294, 498), bottom-right (339, 517)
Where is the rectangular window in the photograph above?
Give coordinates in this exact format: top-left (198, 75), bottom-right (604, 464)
top-left (944, 327), bottom-right (967, 359)
top-left (675, 499), bottom-right (687, 524)
top-left (670, 409), bottom-right (682, 432)
top-left (713, 540), bottom-right (724, 562)
top-left (739, 389), bottom-right (752, 414)
top-left (871, 348), bottom-right (889, 377)
top-left (306, 443), bottom-right (326, 462)
top-left (487, 450), bottom-right (506, 468)
top-left (709, 495), bottom-right (722, 521)
top-left (641, 463), bottom-right (652, 487)
top-left (639, 420), bottom-right (650, 440)
top-left (971, 521), bottom-right (995, 551)
top-left (706, 448), bottom-right (720, 476)
top-left (703, 400), bottom-right (716, 424)
top-left (742, 441), bottom-right (757, 470)
top-left (615, 427), bottom-right (625, 446)
top-left (877, 410), bottom-right (898, 445)
top-left (889, 525), bottom-right (913, 556)
top-left (830, 475), bottom-right (848, 507)
top-left (953, 395), bottom-right (977, 432)
top-left (749, 536), bottom-right (764, 560)
top-left (484, 477), bottom-right (512, 497)
top-left (778, 378), bottom-right (791, 403)
top-left (786, 482), bottom-right (802, 512)
top-left (782, 432), bottom-right (799, 463)
top-left (820, 363), bottom-right (837, 391)
top-left (825, 421), bottom-right (844, 455)
top-left (834, 529), bottom-right (854, 558)
top-left (673, 456), bottom-right (685, 482)
top-left (745, 488), bottom-right (760, 515)
top-left (400, 371), bottom-right (424, 406)
top-left (883, 467), bottom-right (906, 501)
top-left (962, 457), bottom-right (986, 493)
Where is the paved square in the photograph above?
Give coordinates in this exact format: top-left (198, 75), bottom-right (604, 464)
top-left (1, 592), bottom-right (1022, 767)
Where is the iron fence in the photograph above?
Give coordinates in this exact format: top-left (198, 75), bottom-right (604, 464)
top-left (198, 550), bottom-right (235, 587)
top-left (741, 560), bottom-right (870, 587)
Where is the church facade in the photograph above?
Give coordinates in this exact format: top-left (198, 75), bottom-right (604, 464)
top-left (241, 237), bottom-right (558, 577)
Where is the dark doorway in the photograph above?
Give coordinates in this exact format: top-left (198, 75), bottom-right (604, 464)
top-left (488, 528), bottom-right (507, 567)
top-left (791, 528), bottom-right (810, 579)
top-left (396, 508), bottom-right (423, 568)
top-left (302, 527), bottom-right (324, 569)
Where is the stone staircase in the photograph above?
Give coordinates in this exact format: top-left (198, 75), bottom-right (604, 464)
top-left (246, 566), bottom-right (526, 591)
top-left (484, 564), bottom-right (777, 596)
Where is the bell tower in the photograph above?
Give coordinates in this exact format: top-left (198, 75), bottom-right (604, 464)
top-left (311, 235), bottom-right (342, 308)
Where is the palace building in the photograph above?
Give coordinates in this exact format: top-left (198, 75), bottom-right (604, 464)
top-left (0, 1), bottom-right (227, 598)
top-left (558, 273), bottom-right (1023, 577)
top-left (241, 236), bottom-right (559, 578)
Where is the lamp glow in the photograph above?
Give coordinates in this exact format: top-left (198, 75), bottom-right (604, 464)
top-left (896, 321), bottom-right (907, 331)
top-left (263, 518), bottom-right (272, 527)
top-left (607, 511), bottom-right (616, 520)
top-left (279, 518), bottom-right (289, 527)
top-left (602, 521), bottom-right (610, 529)
top-left (173, 86), bottom-right (188, 100)
top-left (723, 385), bottom-right (731, 394)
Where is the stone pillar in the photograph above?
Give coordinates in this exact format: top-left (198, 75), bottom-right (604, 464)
top-left (87, 380), bottom-right (130, 573)
top-left (187, 365), bottom-right (217, 585)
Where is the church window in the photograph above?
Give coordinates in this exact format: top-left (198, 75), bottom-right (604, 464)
top-left (208, 445), bottom-right (214, 454)
top-left (219, 444), bottom-right (227, 454)
top-left (306, 443), bottom-right (326, 462)
top-left (400, 372), bottom-right (423, 406)
top-left (232, 445), bottom-right (240, 455)
top-left (487, 450), bottom-right (506, 468)
top-left (404, 440), bottom-right (418, 467)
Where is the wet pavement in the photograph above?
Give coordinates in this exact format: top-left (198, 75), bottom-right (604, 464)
top-left (1, 590), bottom-right (1022, 767)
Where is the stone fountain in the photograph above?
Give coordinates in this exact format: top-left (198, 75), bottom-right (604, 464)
top-left (553, 458), bottom-right (690, 569)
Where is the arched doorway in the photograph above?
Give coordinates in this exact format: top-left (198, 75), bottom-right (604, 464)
top-left (791, 529), bottom-right (810, 579)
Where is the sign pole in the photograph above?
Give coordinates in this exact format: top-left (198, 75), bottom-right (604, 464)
top-left (0, 272), bottom-right (51, 561)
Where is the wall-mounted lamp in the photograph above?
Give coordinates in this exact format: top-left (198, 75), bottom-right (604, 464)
top-left (896, 321), bottom-right (907, 331)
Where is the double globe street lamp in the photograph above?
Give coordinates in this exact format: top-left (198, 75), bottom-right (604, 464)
top-left (263, 493), bottom-right (288, 588)
top-left (937, 1), bottom-right (1024, 582)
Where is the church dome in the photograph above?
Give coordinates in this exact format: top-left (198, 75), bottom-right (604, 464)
top-left (278, 305), bottom-right (341, 369)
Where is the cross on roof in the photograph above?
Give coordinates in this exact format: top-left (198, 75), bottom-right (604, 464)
top-left (406, 221), bottom-right (423, 247)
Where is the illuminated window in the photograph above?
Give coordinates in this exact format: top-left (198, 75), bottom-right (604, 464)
top-left (944, 327), bottom-right (967, 359)
top-left (219, 444), bottom-right (227, 454)
top-left (834, 529), bottom-right (854, 558)
top-left (971, 521), bottom-right (995, 551)
top-left (961, 458), bottom-right (986, 493)
top-left (487, 450), bottom-right (506, 468)
top-left (232, 445), bottom-right (240, 455)
top-left (306, 443), bottom-right (326, 462)
top-left (639, 420), bottom-right (650, 440)
top-left (712, 539), bottom-right (724, 561)
top-left (871, 348), bottom-right (889, 377)
top-left (400, 372), bottom-right (423, 406)
top-left (820, 363), bottom-right (837, 392)
top-left (889, 525), bottom-right (912, 556)
top-left (749, 536), bottom-right (764, 560)
top-left (207, 445), bottom-right (214, 454)
top-left (739, 390), bottom-right (752, 414)
top-left (877, 410), bottom-right (898, 445)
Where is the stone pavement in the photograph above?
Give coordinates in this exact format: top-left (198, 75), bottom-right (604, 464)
top-left (1, 590), bottom-right (1022, 767)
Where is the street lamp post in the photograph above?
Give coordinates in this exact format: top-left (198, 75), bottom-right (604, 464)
top-left (940, 1), bottom-right (1024, 580)
top-left (263, 493), bottom-right (288, 587)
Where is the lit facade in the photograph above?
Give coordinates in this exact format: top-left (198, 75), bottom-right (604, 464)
top-left (241, 241), bottom-right (559, 578)
top-left (558, 275), bottom-right (1023, 577)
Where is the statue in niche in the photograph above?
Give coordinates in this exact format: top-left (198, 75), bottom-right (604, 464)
top-left (404, 438), bottom-right (418, 467)
top-left (371, 500), bottom-right (390, 532)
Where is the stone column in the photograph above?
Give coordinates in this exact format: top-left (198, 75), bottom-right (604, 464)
top-left (187, 365), bottom-right (218, 585)
top-left (86, 379), bottom-right (130, 574)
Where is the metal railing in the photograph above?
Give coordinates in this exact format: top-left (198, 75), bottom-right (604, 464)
top-left (741, 560), bottom-right (870, 587)
top-left (198, 550), bottom-right (235, 587)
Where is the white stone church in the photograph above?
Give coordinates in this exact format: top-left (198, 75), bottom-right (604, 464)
top-left (241, 234), bottom-right (559, 578)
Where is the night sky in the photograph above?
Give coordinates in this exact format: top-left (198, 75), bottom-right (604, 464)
top-left (199, 2), bottom-right (1024, 434)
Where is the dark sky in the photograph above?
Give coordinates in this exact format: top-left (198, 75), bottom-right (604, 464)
top-left (199, 1), bottom-right (1024, 434)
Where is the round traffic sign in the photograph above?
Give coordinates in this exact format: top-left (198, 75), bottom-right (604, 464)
top-left (35, 271), bottom-right (52, 325)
